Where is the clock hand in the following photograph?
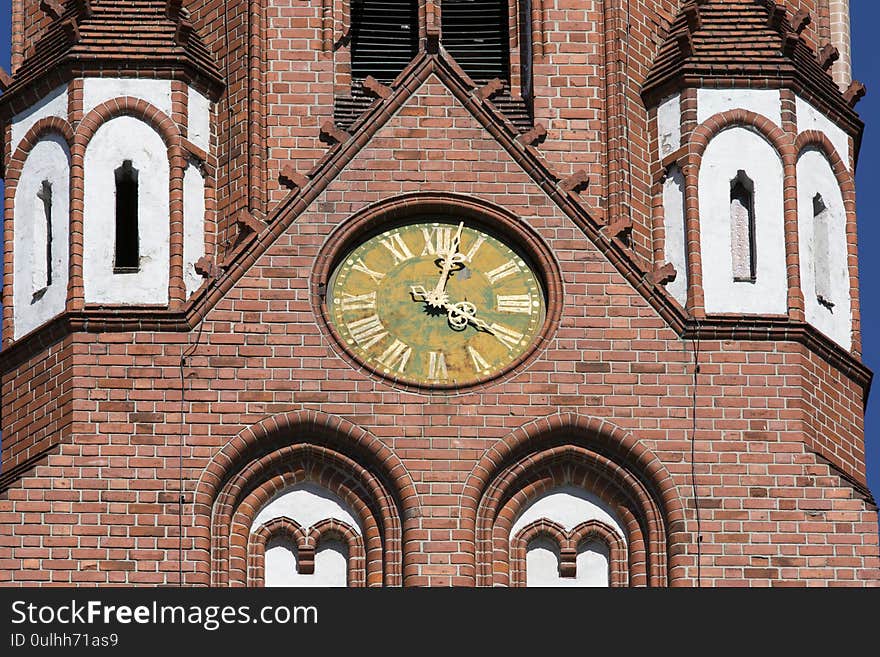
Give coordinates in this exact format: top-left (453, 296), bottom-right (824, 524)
top-left (424, 222), bottom-right (466, 307)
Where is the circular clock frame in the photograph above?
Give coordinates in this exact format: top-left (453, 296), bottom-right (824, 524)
top-left (313, 194), bottom-right (563, 391)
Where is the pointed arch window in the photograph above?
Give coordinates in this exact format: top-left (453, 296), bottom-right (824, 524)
top-left (114, 160), bottom-right (139, 272)
top-left (812, 193), bottom-right (834, 309)
top-left (350, 0), bottom-right (419, 82)
top-left (730, 171), bottom-right (756, 283)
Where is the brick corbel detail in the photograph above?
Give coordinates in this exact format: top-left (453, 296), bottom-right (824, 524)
top-left (297, 545), bottom-right (316, 575)
top-left (818, 44), bottom-right (840, 72)
top-left (782, 32), bottom-right (800, 56)
top-left (233, 209), bottom-right (263, 243)
top-left (683, 6), bottom-right (701, 33)
top-left (650, 263), bottom-right (678, 286)
top-left (182, 138), bottom-right (208, 164)
top-left (791, 9), bottom-right (811, 34)
top-left (166, 0), bottom-right (184, 20)
top-left (61, 18), bottom-right (80, 44)
top-left (766, 2), bottom-right (786, 31)
top-left (175, 20), bottom-right (194, 47)
top-left (40, 0), bottom-right (64, 20)
top-left (559, 170), bottom-right (590, 194)
top-left (476, 78), bottom-right (505, 101)
top-left (279, 165), bottom-right (309, 191)
top-left (0, 67), bottom-right (12, 91)
top-left (426, 1), bottom-right (440, 53)
top-left (602, 218), bottom-right (633, 242)
top-left (320, 121), bottom-right (351, 145)
top-left (72, 0), bottom-right (93, 19)
top-left (517, 123), bottom-right (547, 147)
top-left (675, 32), bottom-right (693, 58)
top-left (843, 81), bottom-right (866, 108)
top-left (363, 76), bottom-right (392, 100)
top-left (194, 256), bottom-right (222, 280)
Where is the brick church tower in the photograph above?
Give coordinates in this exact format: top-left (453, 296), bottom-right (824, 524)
top-left (0, 0), bottom-right (877, 586)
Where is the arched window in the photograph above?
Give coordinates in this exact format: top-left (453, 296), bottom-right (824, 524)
top-left (351, 0), bottom-right (419, 82)
top-left (730, 171), bottom-right (756, 283)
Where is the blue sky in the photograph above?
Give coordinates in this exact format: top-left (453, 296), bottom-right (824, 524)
top-left (0, 2), bottom-right (877, 502)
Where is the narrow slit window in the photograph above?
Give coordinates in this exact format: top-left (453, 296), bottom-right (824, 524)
top-left (730, 171), bottom-right (756, 283)
top-left (813, 193), bottom-right (834, 309)
top-left (32, 180), bottom-right (53, 300)
top-left (442, 0), bottom-right (511, 84)
top-left (114, 160), bottom-right (140, 272)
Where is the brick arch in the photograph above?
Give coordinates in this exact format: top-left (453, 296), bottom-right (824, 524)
top-left (4, 117), bottom-right (75, 194)
top-left (510, 518), bottom-right (567, 587)
top-left (69, 96), bottom-right (187, 307)
top-left (246, 507), bottom-right (367, 588)
top-left (683, 109), bottom-right (801, 319)
top-left (461, 412), bottom-right (688, 586)
top-left (193, 410), bottom-right (420, 587)
top-left (794, 130), bottom-right (861, 355)
top-left (570, 519), bottom-right (629, 588)
top-left (226, 455), bottom-right (384, 586)
top-left (486, 449), bottom-right (650, 587)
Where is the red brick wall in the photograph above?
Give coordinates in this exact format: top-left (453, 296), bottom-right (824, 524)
top-left (1, 0), bottom-right (876, 587)
top-left (2, 70), bottom-right (877, 585)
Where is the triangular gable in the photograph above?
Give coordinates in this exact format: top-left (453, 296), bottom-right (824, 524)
top-left (198, 51), bottom-right (685, 334)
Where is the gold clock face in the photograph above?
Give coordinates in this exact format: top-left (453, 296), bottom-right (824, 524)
top-left (326, 220), bottom-right (546, 387)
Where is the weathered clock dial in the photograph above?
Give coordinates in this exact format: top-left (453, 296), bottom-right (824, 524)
top-left (326, 220), bottom-right (546, 387)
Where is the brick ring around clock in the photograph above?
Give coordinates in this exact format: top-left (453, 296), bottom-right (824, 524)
top-left (321, 211), bottom-right (556, 389)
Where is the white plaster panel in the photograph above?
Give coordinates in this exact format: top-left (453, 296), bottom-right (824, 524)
top-left (657, 94), bottom-right (681, 158)
top-left (796, 95), bottom-right (851, 170)
top-left (251, 483), bottom-right (362, 536)
top-left (510, 486), bottom-right (625, 540)
top-left (183, 163), bottom-right (206, 299)
top-left (83, 116), bottom-right (170, 305)
top-left (663, 165), bottom-right (688, 307)
top-left (523, 537), bottom-right (610, 588)
top-left (11, 85), bottom-right (68, 155)
top-left (82, 78), bottom-right (173, 118)
top-left (187, 87), bottom-right (212, 153)
top-left (13, 136), bottom-right (70, 339)
top-left (697, 88), bottom-right (782, 128)
top-left (265, 539), bottom-right (348, 588)
top-left (698, 127), bottom-right (788, 315)
top-left (797, 148), bottom-right (852, 350)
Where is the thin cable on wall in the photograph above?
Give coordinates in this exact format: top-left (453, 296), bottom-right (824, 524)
top-left (690, 320), bottom-right (703, 587)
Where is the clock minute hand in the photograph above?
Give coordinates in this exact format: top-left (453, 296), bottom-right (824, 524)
top-left (430, 222), bottom-right (465, 295)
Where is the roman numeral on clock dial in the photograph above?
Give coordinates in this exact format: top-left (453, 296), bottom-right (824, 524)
top-left (496, 294), bottom-right (532, 314)
top-left (378, 339), bottom-right (412, 373)
top-left (463, 236), bottom-right (486, 263)
top-left (427, 351), bottom-right (449, 380)
top-left (379, 232), bottom-right (414, 264)
top-left (347, 314), bottom-right (388, 350)
top-left (486, 259), bottom-right (519, 284)
top-left (351, 257), bottom-right (385, 283)
top-left (467, 345), bottom-right (492, 374)
top-left (490, 323), bottom-right (525, 350)
top-left (421, 226), bottom-right (455, 256)
top-left (340, 291), bottom-right (377, 311)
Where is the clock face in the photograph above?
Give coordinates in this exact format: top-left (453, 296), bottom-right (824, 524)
top-left (326, 220), bottom-right (546, 387)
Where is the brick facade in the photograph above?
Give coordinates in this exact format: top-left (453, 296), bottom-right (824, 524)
top-left (0, 0), bottom-right (877, 586)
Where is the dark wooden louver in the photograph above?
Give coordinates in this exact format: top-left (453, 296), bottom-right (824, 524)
top-left (351, 0), bottom-right (419, 81)
top-left (441, 0), bottom-right (510, 83)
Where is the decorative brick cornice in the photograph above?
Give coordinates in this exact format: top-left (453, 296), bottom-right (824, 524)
top-left (0, 1), bottom-right (224, 122)
top-left (643, 0), bottom-right (864, 144)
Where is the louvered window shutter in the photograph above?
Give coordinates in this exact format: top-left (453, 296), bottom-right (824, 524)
top-left (441, 0), bottom-right (510, 83)
top-left (351, 0), bottom-right (419, 81)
